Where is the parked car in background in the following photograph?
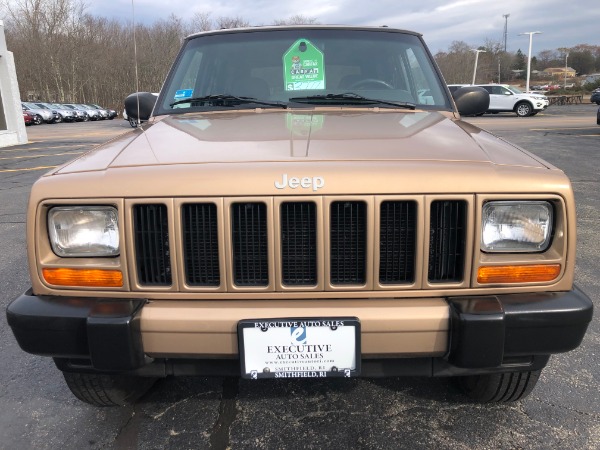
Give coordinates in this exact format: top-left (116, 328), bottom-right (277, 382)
top-left (23, 110), bottom-right (35, 125)
top-left (448, 84), bottom-right (549, 117)
top-left (63, 103), bottom-right (100, 121)
top-left (62, 104), bottom-right (90, 122)
top-left (43, 103), bottom-right (78, 122)
top-left (31, 102), bottom-right (62, 123)
top-left (91, 104), bottom-right (117, 119)
top-left (84, 103), bottom-right (108, 119)
top-left (590, 89), bottom-right (600, 105)
top-left (22, 102), bottom-right (56, 123)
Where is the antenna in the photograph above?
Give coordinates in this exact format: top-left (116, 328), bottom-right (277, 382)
top-left (131, 0), bottom-right (141, 127)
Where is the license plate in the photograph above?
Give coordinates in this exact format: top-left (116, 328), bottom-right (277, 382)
top-left (238, 317), bottom-right (361, 380)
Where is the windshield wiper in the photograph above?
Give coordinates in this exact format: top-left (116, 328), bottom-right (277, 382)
top-left (169, 94), bottom-right (287, 109)
top-left (289, 93), bottom-right (416, 110)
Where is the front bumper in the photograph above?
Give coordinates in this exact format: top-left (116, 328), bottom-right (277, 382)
top-left (7, 287), bottom-right (593, 377)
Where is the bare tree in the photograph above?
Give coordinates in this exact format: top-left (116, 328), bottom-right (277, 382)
top-left (273, 15), bottom-right (318, 25)
top-left (188, 12), bottom-right (213, 34)
top-left (216, 16), bottom-right (250, 29)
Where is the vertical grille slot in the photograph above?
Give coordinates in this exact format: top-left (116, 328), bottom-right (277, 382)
top-left (330, 201), bottom-right (367, 285)
top-left (281, 202), bottom-right (317, 286)
top-left (231, 202), bottom-right (268, 286)
top-left (182, 203), bottom-right (220, 287)
top-left (428, 200), bottom-right (467, 283)
top-left (379, 201), bottom-right (417, 284)
top-left (133, 204), bottom-right (172, 286)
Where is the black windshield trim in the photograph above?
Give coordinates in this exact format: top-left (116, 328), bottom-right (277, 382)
top-left (289, 93), bottom-right (416, 110)
top-left (170, 94), bottom-right (288, 109)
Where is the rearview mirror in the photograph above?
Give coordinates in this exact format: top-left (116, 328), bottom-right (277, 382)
top-left (451, 86), bottom-right (490, 117)
top-left (124, 92), bottom-right (157, 121)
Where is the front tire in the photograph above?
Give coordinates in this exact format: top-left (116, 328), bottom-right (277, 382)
top-left (515, 102), bottom-right (533, 117)
top-left (63, 372), bottom-right (157, 407)
top-left (33, 114), bottom-right (43, 125)
top-left (456, 369), bottom-right (542, 403)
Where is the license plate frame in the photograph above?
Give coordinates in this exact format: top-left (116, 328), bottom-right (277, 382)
top-left (238, 317), bottom-right (361, 380)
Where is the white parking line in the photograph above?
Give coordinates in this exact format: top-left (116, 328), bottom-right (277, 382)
top-left (0, 152), bottom-right (83, 161)
top-left (0, 165), bottom-right (57, 173)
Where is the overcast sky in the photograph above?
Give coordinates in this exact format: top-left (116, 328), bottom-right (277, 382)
top-left (87, 0), bottom-right (599, 54)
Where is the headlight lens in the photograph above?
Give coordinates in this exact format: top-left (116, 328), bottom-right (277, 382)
top-left (48, 206), bottom-right (119, 257)
top-left (481, 201), bottom-right (553, 252)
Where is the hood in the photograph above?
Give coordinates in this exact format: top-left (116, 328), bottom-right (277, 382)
top-left (55, 110), bottom-right (549, 174)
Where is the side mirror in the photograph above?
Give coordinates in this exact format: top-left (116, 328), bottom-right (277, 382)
top-left (451, 86), bottom-right (490, 117)
top-left (124, 92), bottom-right (157, 121)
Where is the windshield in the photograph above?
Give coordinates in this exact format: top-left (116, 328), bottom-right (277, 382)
top-left (155, 28), bottom-right (451, 114)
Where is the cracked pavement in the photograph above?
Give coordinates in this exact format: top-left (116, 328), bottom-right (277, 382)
top-left (0, 108), bottom-right (598, 449)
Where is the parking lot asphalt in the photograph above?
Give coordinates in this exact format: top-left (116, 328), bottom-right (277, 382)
top-left (0, 107), bottom-right (598, 449)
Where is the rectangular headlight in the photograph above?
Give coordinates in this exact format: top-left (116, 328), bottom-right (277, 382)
top-left (481, 201), bottom-right (553, 252)
top-left (48, 206), bottom-right (119, 257)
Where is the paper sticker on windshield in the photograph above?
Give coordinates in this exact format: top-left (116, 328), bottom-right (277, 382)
top-left (174, 89), bottom-right (193, 100)
top-left (283, 39), bottom-right (325, 91)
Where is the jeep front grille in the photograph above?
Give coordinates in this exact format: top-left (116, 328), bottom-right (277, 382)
top-left (379, 200), bottom-right (417, 284)
top-left (330, 201), bottom-right (367, 285)
top-left (281, 201), bottom-right (317, 286)
top-left (182, 203), bottom-right (220, 286)
top-left (133, 204), bottom-right (172, 286)
top-left (428, 200), bottom-right (467, 283)
top-left (132, 197), bottom-right (469, 291)
top-left (231, 202), bottom-right (269, 286)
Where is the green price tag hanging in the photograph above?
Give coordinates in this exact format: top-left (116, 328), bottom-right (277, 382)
top-left (283, 39), bottom-right (325, 91)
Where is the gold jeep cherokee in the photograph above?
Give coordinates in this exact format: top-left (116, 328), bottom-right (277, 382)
top-left (7, 26), bottom-right (593, 406)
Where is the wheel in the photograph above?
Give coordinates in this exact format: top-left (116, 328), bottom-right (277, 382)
top-left (515, 102), bottom-right (533, 117)
top-left (33, 114), bottom-right (43, 125)
top-left (349, 78), bottom-right (394, 89)
top-left (129, 116), bottom-right (139, 128)
top-left (456, 369), bottom-right (542, 403)
top-left (54, 115), bottom-right (63, 124)
top-left (82, 114), bottom-right (89, 122)
top-left (62, 372), bottom-right (157, 407)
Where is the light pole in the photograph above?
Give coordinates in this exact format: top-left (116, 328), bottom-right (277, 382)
top-left (564, 52), bottom-right (569, 89)
top-left (503, 14), bottom-right (510, 52)
top-left (519, 31), bottom-right (541, 92)
top-left (472, 49), bottom-right (486, 85)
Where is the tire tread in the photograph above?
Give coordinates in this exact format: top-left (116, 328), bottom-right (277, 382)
top-left (63, 372), bottom-right (156, 407)
top-left (458, 369), bottom-right (541, 403)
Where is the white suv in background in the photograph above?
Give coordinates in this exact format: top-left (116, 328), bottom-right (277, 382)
top-left (448, 84), bottom-right (549, 117)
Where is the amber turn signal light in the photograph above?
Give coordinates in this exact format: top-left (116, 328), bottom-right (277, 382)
top-left (477, 264), bottom-right (561, 284)
top-left (42, 268), bottom-right (123, 287)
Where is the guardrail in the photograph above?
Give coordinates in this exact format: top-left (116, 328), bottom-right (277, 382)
top-left (547, 95), bottom-right (583, 106)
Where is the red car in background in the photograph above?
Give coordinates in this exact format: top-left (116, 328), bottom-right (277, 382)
top-left (23, 110), bottom-right (34, 125)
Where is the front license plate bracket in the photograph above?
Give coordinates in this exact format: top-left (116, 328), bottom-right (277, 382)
top-left (238, 317), bottom-right (361, 380)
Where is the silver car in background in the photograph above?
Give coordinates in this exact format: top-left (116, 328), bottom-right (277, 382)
top-left (22, 102), bottom-right (57, 123)
top-left (62, 104), bottom-right (90, 122)
top-left (85, 104), bottom-right (109, 119)
top-left (38, 102), bottom-right (77, 122)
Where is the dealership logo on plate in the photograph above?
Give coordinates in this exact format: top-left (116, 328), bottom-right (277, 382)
top-left (290, 326), bottom-right (307, 345)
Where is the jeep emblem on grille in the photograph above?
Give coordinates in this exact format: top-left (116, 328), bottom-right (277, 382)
top-left (274, 174), bottom-right (324, 191)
